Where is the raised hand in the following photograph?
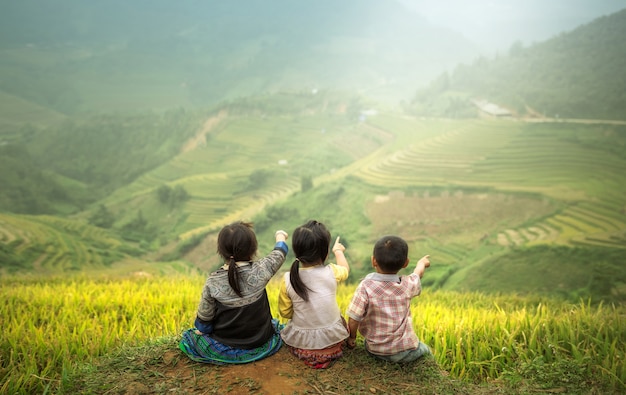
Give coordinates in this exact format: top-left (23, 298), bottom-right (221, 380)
top-left (332, 236), bottom-right (345, 253)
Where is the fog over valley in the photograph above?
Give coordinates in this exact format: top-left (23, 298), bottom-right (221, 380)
top-left (1, 0), bottom-right (624, 110)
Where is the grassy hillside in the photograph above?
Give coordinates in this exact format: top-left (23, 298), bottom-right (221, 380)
top-left (0, 91), bottom-right (66, 132)
top-left (97, 105), bottom-right (360, 237)
top-left (0, 108), bottom-right (205, 215)
top-left (2, 276), bottom-right (624, 394)
top-left (248, 114), bottom-right (626, 298)
top-left (2, 104), bottom-right (625, 302)
top-left (410, 8), bottom-right (626, 120)
top-left (0, 212), bottom-right (145, 275)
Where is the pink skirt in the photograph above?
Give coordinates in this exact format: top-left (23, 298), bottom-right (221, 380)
top-left (287, 342), bottom-right (344, 369)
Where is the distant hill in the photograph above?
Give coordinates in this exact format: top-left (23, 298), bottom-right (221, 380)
top-left (0, 0), bottom-right (478, 114)
top-left (2, 99), bottom-right (625, 302)
top-left (0, 108), bottom-right (204, 215)
top-left (0, 91), bottom-right (66, 130)
top-left (409, 8), bottom-right (626, 120)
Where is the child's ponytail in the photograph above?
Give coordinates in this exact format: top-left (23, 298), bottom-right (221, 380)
top-left (227, 256), bottom-right (243, 297)
top-left (217, 221), bottom-right (258, 298)
top-left (289, 258), bottom-right (311, 302)
top-left (289, 220), bottom-right (331, 302)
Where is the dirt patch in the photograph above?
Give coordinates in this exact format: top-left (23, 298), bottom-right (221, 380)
top-left (67, 338), bottom-right (513, 394)
top-left (211, 353), bottom-right (304, 394)
top-left (108, 348), bottom-right (314, 394)
top-left (180, 110), bottom-right (227, 154)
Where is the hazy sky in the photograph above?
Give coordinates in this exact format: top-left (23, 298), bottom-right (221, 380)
top-left (398, 0), bottom-right (626, 52)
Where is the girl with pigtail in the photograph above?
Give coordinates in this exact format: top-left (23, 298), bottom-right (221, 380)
top-left (179, 221), bottom-right (289, 364)
top-left (278, 220), bottom-right (351, 368)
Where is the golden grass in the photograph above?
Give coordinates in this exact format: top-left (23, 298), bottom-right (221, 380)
top-left (1, 276), bottom-right (624, 394)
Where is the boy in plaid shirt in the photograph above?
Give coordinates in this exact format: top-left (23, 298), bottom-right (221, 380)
top-left (346, 235), bottom-right (431, 363)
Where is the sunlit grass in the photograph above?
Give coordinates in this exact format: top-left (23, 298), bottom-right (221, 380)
top-left (1, 276), bottom-right (624, 394)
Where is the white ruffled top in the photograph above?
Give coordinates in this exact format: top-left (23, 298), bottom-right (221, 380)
top-left (280, 264), bottom-right (349, 349)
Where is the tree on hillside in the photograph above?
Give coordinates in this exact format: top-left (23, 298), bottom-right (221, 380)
top-left (254, 205), bottom-right (301, 233)
top-left (301, 175), bottom-right (313, 192)
top-left (171, 185), bottom-right (190, 207)
top-left (88, 204), bottom-right (115, 228)
top-left (156, 184), bottom-right (190, 209)
top-left (157, 185), bottom-right (171, 204)
top-left (0, 143), bottom-right (73, 214)
top-left (246, 169), bottom-right (270, 191)
top-left (120, 210), bottom-right (156, 243)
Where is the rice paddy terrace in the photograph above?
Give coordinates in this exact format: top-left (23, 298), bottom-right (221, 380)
top-left (1, 111), bottom-right (625, 278)
top-left (355, 115), bottom-right (626, 252)
top-left (102, 113), bottom-right (361, 239)
top-left (0, 213), bottom-right (130, 273)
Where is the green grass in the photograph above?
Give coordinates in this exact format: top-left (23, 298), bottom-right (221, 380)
top-left (2, 276), bottom-right (624, 394)
top-left (456, 245), bottom-right (626, 300)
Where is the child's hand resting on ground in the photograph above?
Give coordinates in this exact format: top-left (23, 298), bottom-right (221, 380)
top-left (346, 337), bottom-right (356, 349)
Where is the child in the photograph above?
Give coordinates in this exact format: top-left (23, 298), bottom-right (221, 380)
top-left (346, 235), bottom-right (431, 363)
top-left (278, 220), bottom-right (350, 368)
top-left (179, 221), bottom-right (289, 364)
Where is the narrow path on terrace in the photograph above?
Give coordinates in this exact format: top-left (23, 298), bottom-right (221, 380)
top-left (523, 117), bottom-right (626, 125)
top-left (180, 110), bottom-right (227, 154)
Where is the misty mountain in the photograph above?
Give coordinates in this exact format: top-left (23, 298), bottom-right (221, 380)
top-left (398, 0), bottom-right (626, 54)
top-left (0, 0), bottom-right (479, 113)
top-left (410, 8), bottom-right (626, 120)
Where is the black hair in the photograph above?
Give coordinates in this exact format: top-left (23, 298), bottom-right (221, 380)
top-left (289, 220), bottom-right (331, 302)
top-left (373, 235), bottom-right (408, 273)
top-left (217, 221), bottom-right (258, 297)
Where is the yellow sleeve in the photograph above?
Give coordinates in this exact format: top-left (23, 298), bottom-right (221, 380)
top-left (278, 275), bottom-right (293, 319)
top-left (330, 263), bottom-right (349, 282)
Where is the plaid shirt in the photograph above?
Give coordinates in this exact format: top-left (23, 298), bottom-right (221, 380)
top-left (347, 272), bottom-right (421, 355)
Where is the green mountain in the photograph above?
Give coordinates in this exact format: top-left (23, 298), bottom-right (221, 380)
top-left (410, 8), bottom-right (626, 120)
top-left (0, 0), bottom-right (477, 114)
top-left (0, 108), bottom-right (204, 215)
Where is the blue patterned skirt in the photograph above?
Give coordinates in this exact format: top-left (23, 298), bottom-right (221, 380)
top-left (179, 319), bottom-right (284, 364)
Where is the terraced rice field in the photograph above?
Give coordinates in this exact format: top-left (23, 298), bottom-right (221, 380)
top-left (101, 114), bottom-right (363, 239)
top-left (355, 116), bottom-right (626, 252)
top-left (0, 213), bottom-right (126, 273)
top-left (7, 113), bottom-right (624, 276)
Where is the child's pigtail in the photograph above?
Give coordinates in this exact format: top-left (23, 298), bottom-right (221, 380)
top-left (290, 258), bottom-right (311, 302)
top-left (227, 256), bottom-right (243, 297)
